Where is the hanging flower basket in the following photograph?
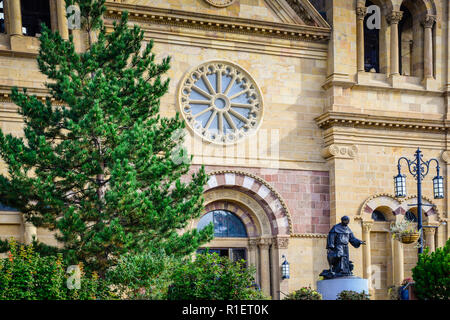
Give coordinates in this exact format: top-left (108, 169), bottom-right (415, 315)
top-left (390, 220), bottom-right (421, 244)
top-left (400, 232), bottom-right (420, 244)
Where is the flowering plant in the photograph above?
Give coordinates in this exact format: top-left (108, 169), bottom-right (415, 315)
top-left (390, 219), bottom-right (420, 241)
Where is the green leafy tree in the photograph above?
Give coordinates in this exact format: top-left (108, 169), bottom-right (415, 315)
top-left (412, 238), bottom-right (450, 300)
top-left (167, 251), bottom-right (269, 300)
top-left (0, 0), bottom-right (213, 277)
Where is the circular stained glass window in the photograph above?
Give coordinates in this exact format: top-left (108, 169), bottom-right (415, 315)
top-left (178, 61), bottom-right (263, 145)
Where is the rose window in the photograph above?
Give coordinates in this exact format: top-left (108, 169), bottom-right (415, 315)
top-left (179, 61), bottom-right (263, 144)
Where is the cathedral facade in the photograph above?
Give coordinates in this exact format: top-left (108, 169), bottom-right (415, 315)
top-left (0, 0), bottom-right (449, 300)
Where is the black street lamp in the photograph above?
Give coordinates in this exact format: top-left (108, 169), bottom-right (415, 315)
top-left (394, 148), bottom-right (444, 254)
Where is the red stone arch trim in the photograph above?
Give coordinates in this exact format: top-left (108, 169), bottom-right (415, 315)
top-left (358, 193), bottom-right (442, 222)
top-left (204, 201), bottom-right (259, 237)
top-left (205, 170), bottom-right (292, 235)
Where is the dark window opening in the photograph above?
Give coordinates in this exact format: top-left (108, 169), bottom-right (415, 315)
top-left (372, 210), bottom-right (387, 221)
top-left (405, 210), bottom-right (417, 222)
top-left (0, 1), bottom-right (5, 33)
top-left (21, 0), bottom-right (51, 37)
top-left (399, 5), bottom-right (413, 76)
top-left (197, 248), bottom-right (247, 264)
top-left (364, 0), bottom-right (380, 73)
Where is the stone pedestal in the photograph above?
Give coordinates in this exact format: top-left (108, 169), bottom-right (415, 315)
top-left (317, 277), bottom-right (369, 300)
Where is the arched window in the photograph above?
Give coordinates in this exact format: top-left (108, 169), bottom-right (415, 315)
top-left (0, 1), bottom-right (5, 33)
top-left (198, 210), bottom-right (248, 238)
top-left (405, 210), bottom-right (417, 222)
top-left (21, 0), bottom-right (51, 36)
top-left (364, 0), bottom-right (380, 72)
top-left (372, 210), bottom-right (387, 221)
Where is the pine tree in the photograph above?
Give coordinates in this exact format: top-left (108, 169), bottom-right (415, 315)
top-left (0, 0), bottom-right (213, 276)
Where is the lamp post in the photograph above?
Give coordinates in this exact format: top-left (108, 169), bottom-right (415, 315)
top-left (394, 148), bottom-right (444, 254)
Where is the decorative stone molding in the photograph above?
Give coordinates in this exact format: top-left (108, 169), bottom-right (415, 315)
top-left (422, 15), bottom-right (436, 29)
top-left (204, 0), bottom-right (235, 8)
top-left (178, 60), bottom-right (263, 145)
top-left (205, 170), bottom-right (293, 235)
top-left (423, 226), bottom-right (437, 236)
top-left (442, 151), bottom-right (450, 163)
top-left (356, 7), bottom-right (367, 20)
top-left (259, 237), bottom-right (272, 248)
top-left (291, 233), bottom-right (327, 238)
top-left (321, 144), bottom-right (358, 160)
top-left (273, 236), bottom-right (290, 249)
top-left (362, 221), bottom-right (373, 232)
top-left (386, 11), bottom-right (403, 25)
top-left (248, 238), bottom-right (260, 248)
top-left (285, 0), bottom-right (317, 26)
top-left (103, 2), bottom-right (331, 42)
top-left (315, 111), bottom-right (447, 132)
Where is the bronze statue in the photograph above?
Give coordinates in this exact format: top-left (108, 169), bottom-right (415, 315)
top-left (320, 216), bottom-right (366, 279)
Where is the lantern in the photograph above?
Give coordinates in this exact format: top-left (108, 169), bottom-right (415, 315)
top-left (394, 173), bottom-right (406, 198)
top-left (281, 255), bottom-right (290, 279)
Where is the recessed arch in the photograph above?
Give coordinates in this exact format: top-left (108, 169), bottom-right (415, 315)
top-left (204, 170), bottom-right (292, 236)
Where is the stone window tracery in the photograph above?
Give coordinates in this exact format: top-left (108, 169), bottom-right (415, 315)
top-left (179, 61), bottom-right (263, 145)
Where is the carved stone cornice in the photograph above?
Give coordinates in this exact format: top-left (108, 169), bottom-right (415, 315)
top-left (103, 2), bottom-right (331, 42)
top-left (321, 144), bottom-right (358, 160)
top-left (315, 111), bottom-right (447, 133)
top-left (387, 11), bottom-right (403, 25)
top-left (422, 15), bottom-right (437, 29)
top-left (356, 7), bottom-right (367, 20)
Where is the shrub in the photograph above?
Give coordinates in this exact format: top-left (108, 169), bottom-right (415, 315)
top-left (283, 286), bottom-right (322, 300)
top-left (106, 250), bottom-right (180, 300)
top-left (412, 238), bottom-right (450, 300)
top-left (337, 290), bottom-right (370, 300)
top-left (167, 251), bottom-right (269, 300)
top-left (0, 239), bottom-right (114, 300)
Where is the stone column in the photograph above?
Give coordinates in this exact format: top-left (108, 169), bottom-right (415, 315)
top-left (422, 15), bottom-right (436, 80)
top-left (56, 0), bottom-right (69, 40)
top-left (356, 6), bottom-right (367, 72)
top-left (273, 236), bottom-right (289, 300)
top-left (423, 227), bottom-right (436, 252)
top-left (248, 239), bottom-right (259, 284)
top-left (361, 222), bottom-right (372, 279)
top-left (8, 0), bottom-right (22, 36)
top-left (393, 239), bottom-right (404, 285)
top-left (259, 238), bottom-right (271, 297)
top-left (387, 11), bottom-right (403, 76)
